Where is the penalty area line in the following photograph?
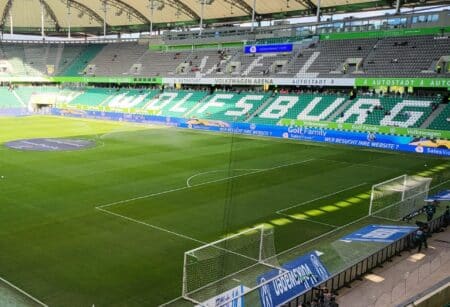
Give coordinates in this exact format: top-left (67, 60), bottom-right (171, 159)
top-left (276, 182), bottom-right (368, 214)
top-left (277, 212), bottom-right (339, 228)
top-left (186, 168), bottom-right (263, 188)
top-left (96, 207), bottom-right (206, 244)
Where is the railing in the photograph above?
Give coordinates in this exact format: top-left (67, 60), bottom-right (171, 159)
top-left (283, 212), bottom-right (449, 306)
top-left (0, 38), bottom-right (138, 44)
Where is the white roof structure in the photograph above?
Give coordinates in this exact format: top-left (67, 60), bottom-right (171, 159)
top-left (0, 0), bottom-right (412, 32)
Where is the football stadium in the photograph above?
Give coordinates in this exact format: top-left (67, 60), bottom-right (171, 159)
top-left (0, 1), bottom-right (449, 307)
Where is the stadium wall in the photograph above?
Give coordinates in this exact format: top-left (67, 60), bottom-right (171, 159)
top-left (51, 108), bottom-right (450, 157)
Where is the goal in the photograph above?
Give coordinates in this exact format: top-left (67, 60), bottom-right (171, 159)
top-left (369, 174), bottom-right (432, 221)
top-left (182, 225), bottom-right (285, 305)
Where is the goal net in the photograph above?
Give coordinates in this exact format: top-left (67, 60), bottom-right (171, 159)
top-left (182, 226), bottom-right (286, 306)
top-left (369, 174), bottom-right (432, 221)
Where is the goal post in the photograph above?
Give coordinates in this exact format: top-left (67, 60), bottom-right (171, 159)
top-left (369, 174), bottom-right (432, 221)
top-left (369, 174), bottom-right (407, 216)
top-left (182, 225), bottom-right (286, 305)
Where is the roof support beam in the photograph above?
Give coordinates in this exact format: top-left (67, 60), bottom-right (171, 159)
top-left (166, 0), bottom-right (201, 21)
top-left (109, 0), bottom-right (150, 24)
top-left (224, 0), bottom-right (255, 15)
top-left (0, 0), bottom-right (12, 27)
top-left (41, 0), bottom-right (61, 30)
top-left (66, 0), bottom-right (110, 27)
top-left (294, 0), bottom-right (317, 11)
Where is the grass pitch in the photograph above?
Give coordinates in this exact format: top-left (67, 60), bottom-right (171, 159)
top-left (0, 116), bottom-right (448, 306)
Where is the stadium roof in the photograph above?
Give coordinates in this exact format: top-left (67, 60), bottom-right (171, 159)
top-left (0, 0), bottom-right (445, 34)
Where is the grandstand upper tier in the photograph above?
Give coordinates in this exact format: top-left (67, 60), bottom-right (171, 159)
top-left (0, 32), bottom-right (449, 79)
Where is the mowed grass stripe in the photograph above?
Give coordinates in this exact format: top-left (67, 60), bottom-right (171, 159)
top-left (107, 159), bottom-right (383, 242)
top-left (0, 116), bottom-right (447, 306)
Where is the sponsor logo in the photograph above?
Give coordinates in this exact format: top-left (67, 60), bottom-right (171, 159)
top-left (260, 278), bottom-right (274, 307)
top-left (415, 146), bottom-right (424, 153)
top-left (367, 132), bottom-right (376, 142)
top-left (288, 127), bottom-right (303, 134)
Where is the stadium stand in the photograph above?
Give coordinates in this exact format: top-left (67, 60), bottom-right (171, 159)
top-left (146, 90), bottom-right (209, 117)
top-left (67, 88), bottom-right (111, 107)
top-left (192, 90), bottom-right (271, 122)
top-left (52, 87), bottom-right (449, 130)
top-left (87, 43), bottom-right (148, 76)
top-left (428, 103), bottom-right (450, 130)
top-left (61, 44), bottom-right (106, 76)
top-left (362, 35), bottom-right (450, 77)
top-left (336, 94), bottom-right (441, 127)
top-left (252, 92), bottom-right (348, 125)
top-left (0, 34), bottom-right (447, 79)
top-left (0, 87), bottom-right (24, 108)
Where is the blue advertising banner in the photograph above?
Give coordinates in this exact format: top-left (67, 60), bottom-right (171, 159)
top-left (425, 190), bottom-right (450, 202)
top-left (257, 251), bottom-right (330, 307)
top-left (196, 285), bottom-right (246, 307)
top-left (51, 108), bottom-right (450, 157)
top-left (244, 44), bottom-right (293, 54)
top-left (340, 225), bottom-right (418, 243)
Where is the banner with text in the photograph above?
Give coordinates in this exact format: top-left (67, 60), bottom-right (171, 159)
top-left (340, 225), bottom-right (418, 243)
top-left (278, 119), bottom-right (450, 140)
top-left (163, 77), bottom-right (354, 86)
top-left (244, 44), bottom-right (293, 54)
top-left (196, 285), bottom-right (246, 307)
top-left (355, 77), bottom-right (450, 89)
top-left (257, 251), bottom-right (330, 307)
top-left (51, 109), bottom-right (450, 157)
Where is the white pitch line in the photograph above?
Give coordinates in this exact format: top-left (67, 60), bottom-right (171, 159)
top-left (158, 296), bottom-right (185, 307)
top-left (283, 215), bottom-right (339, 228)
top-left (316, 158), bottom-right (398, 171)
top-left (0, 276), bottom-right (48, 307)
top-left (186, 168), bottom-right (262, 188)
top-left (276, 182), bottom-right (368, 214)
top-left (96, 207), bottom-right (206, 244)
top-left (96, 158), bottom-right (315, 209)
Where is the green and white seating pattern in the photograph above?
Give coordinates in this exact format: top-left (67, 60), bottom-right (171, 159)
top-left (0, 88), bottom-right (23, 108)
top-left (429, 103), bottom-right (450, 131)
top-left (253, 93), bottom-right (347, 125)
top-left (106, 89), bottom-right (160, 111)
top-left (145, 90), bottom-right (209, 117)
top-left (336, 96), bottom-right (438, 128)
top-left (11, 86), bottom-right (443, 132)
top-left (193, 91), bottom-right (271, 122)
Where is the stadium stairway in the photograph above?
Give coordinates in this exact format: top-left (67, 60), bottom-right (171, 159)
top-left (336, 95), bottom-right (439, 128)
top-left (60, 44), bottom-right (106, 76)
top-left (0, 87), bottom-right (25, 108)
top-left (420, 103), bottom-right (447, 129)
top-left (191, 91), bottom-right (271, 122)
top-left (245, 93), bottom-right (276, 122)
top-left (251, 93), bottom-right (348, 125)
top-left (327, 98), bottom-right (355, 122)
top-left (428, 103), bottom-right (450, 131)
top-left (144, 90), bottom-right (209, 117)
